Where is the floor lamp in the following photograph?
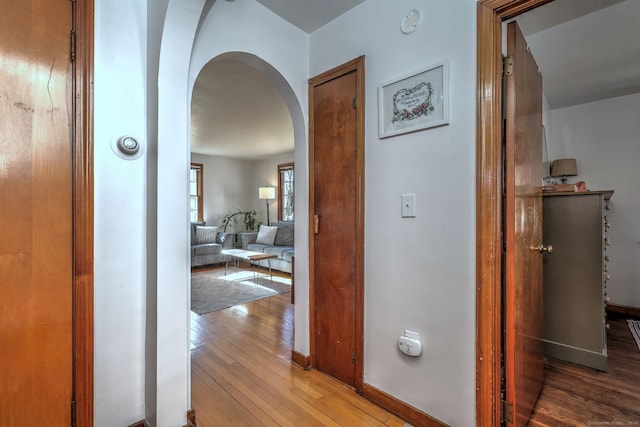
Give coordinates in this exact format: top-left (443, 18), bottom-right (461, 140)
top-left (258, 187), bottom-right (275, 225)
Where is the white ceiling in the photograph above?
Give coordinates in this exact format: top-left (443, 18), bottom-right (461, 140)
top-left (191, 0), bottom-right (640, 158)
top-left (256, 0), bottom-right (365, 33)
top-left (514, 0), bottom-right (640, 109)
top-left (190, 58), bottom-right (293, 159)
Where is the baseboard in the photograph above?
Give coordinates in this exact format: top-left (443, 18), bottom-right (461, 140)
top-left (363, 383), bottom-right (449, 427)
top-left (129, 409), bottom-right (194, 427)
top-left (183, 408), bottom-right (196, 427)
top-left (291, 350), bottom-right (311, 369)
top-left (607, 304), bottom-right (640, 318)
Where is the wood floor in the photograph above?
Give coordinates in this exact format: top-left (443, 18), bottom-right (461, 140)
top-left (191, 265), bottom-right (640, 427)
top-left (190, 266), bottom-right (408, 427)
top-left (529, 314), bottom-right (640, 426)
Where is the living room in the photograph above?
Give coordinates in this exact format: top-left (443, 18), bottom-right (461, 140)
top-left (188, 54), bottom-right (295, 313)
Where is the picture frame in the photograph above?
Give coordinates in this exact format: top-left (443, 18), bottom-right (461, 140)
top-left (378, 60), bottom-right (450, 138)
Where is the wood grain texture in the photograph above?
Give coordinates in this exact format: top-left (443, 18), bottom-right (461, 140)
top-left (308, 56), bottom-right (365, 391)
top-left (608, 304), bottom-right (640, 318)
top-left (476, 1), bottom-right (557, 425)
top-left (312, 69), bottom-right (358, 387)
top-left (475, 3), bottom-right (505, 426)
top-left (504, 21), bottom-right (544, 426)
top-left (529, 316), bottom-right (640, 426)
top-left (0, 0), bottom-right (74, 424)
top-left (291, 350), bottom-right (311, 370)
top-left (73, 0), bottom-right (95, 425)
top-left (191, 290), bottom-right (407, 427)
top-left (363, 384), bottom-right (448, 427)
top-left (184, 409), bottom-right (196, 427)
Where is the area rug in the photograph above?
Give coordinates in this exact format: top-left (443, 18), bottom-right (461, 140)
top-left (628, 319), bottom-right (640, 352)
top-left (191, 269), bottom-right (291, 315)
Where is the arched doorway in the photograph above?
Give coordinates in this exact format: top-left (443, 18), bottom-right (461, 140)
top-left (158, 2), bottom-right (309, 422)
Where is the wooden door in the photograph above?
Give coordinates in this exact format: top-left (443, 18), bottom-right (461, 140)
top-left (503, 21), bottom-right (545, 426)
top-left (0, 1), bottom-right (74, 424)
top-left (309, 57), bottom-right (364, 389)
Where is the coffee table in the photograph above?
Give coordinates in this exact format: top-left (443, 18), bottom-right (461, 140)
top-left (221, 249), bottom-right (277, 283)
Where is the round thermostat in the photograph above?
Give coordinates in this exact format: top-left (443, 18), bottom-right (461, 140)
top-left (111, 134), bottom-right (144, 160)
top-left (117, 136), bottom-right (140, 155)
top-left (401, 9), bottom-right (422, 34)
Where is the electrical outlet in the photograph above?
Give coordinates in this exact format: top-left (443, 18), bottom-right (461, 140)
top-left (399, 330), bottom-right (423, 357)
top-left (404, 330), bottom-right (420, 340)
top-left (399, 336), bottom-right (422, 356)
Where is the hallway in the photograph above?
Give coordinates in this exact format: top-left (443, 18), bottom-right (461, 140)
top-left (190, 289), bottom-right (408, 426)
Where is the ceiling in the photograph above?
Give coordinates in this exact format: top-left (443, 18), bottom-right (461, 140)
top-left (191, 0), bottom-right (640, 158)
top-left (190, 58), bottom-right (293, 159)
top-left (514, 0), bottom-right (640, 109)
top-left (255, 0), bottom-right (365, 33)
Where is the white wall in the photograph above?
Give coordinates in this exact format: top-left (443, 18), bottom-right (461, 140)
top-left (549, 93), bottom-right (640, 307)
top-left (156, 1), bottom-right (207, 425)
top-left (94, 0), bottom-right (148, 424)
top-left (190, 154), bottom-right (255, 228)
top-left (310, 1), bottom-right (477, 426)
top-left (190, 152), bottom-right (294, 228)
top-left (94, 0), bottom-right (479, 425)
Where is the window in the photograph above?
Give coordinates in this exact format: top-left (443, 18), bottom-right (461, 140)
top-left (278, 163), bottom-right (294, 221)
top-left (190, 163), bottom-right (203, 222)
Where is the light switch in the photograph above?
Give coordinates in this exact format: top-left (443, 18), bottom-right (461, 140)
top-left (401, 193), bottom-right (416, 218)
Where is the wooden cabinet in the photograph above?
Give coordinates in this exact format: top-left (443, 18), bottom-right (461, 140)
top-left (542, 190), bottom-right (613, 371)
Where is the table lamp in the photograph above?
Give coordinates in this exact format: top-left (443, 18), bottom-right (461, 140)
top-left (550, 158), bottom-right (577, 184)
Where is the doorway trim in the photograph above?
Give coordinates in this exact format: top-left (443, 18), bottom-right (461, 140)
top-left (476, 0), bottom-right (552, 425)
top-left (73, 0), bottom-right (95, 425)
top-left (308, 56), bottom-right (365, 392)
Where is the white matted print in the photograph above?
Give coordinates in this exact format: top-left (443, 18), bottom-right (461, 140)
top-left (378, 60), bottom-right (449, 138)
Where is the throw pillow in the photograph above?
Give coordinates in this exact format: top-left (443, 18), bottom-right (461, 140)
top-left (274, 221), bottom-right (294, 246)
top-left (256, 225), bottom-right (278, 245)
top-left (190, 221), bottom-right (205, 243)
top-left (195, 226), bottom-right (219, 244)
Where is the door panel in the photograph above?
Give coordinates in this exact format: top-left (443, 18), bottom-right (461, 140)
top-left (504, 21), bottom-right (544, 427)
top-left (311, 66), bottom-right (360, 387)
top-left (0, 1), bottom-right (73, 424)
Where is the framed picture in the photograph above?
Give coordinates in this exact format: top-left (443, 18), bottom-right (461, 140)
top-left (378, 60), bottom-right (449, 138)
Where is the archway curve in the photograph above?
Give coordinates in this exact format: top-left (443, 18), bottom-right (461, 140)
top-left (157, 1), bottom-right (309, 424)
top-left (188, 47), bottom-right (309, 354)
top-left (189, 51), bottom-right (306, 144)
top-left (189, 50), bottom-right (307, 165)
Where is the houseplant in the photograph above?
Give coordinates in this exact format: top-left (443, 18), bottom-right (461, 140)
top-left (222, 209), bottom-right (257, 232)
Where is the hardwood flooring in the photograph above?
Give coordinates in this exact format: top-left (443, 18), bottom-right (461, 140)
top-left (529, 315), bottom-right (640, 426)
top-left (190, 266), bottom-right (407, 427)
top-left (191, 265), bottom-right (640, 427)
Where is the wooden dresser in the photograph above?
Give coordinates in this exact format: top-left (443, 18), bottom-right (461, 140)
top-left (542, 190), bottom-right (613, 371)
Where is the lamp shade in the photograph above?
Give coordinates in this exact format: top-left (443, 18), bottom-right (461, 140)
top-left (550, 158), bottom-right (577, 178)
top-left (258, 186), bottom-right (275, 200)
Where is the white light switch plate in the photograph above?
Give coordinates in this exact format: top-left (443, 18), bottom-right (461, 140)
top-left (401, 193), bottom-right (416, 217)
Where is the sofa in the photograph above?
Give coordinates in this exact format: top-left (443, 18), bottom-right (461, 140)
top-left (190, 222), bottom-right (234, 267)
top-left (241, 221), bottom-right (294, 273)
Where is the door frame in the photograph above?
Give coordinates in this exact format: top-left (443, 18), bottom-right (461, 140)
top-left (476, 0), bottom-right (552, 425)
top-left (73, 0), bottom-right (95, 425)
top-left (308, 56), bottom-right (365, 392)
